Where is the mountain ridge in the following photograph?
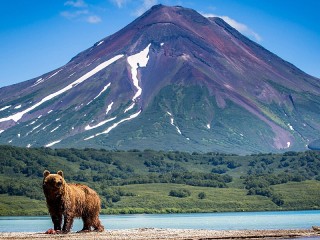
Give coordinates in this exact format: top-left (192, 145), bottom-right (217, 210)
top-left (0, 4), bottom-right (320, 154)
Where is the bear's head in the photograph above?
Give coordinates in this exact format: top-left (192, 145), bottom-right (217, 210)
top-left (43, 170), bottom-right (66, 195)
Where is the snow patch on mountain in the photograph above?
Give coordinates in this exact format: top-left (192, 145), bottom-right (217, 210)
top-left (97, 41), bottom-right (104, 46)
top-left (28, 120), bottom-right (37, 126)
top-left (68, 72), bottom-right (76, 78)
top-left (106, 102), bottom-right (113, 115)
top-left (32, 78), bottom-right (44, 87)
top-left (0, 54), bottom-right (124, 124)
top-left (84, 110), bottom-right (141, 140)
top-left (85, 117), bottom-right (117, 131)
top-left (100, 110), bottom-right (141, 134)
top-left (127, 43), bottom-right (151, 102)
top-left (50, 125), bottom-right (61, 133)
top-left (288, 123), bottom-right (294, 131)
top-left (42, 124), bottom-right (51, 130)
top-left (47, 69), bottom-right (63, 80)
top-left (167, 111), bottom-right (182, 135)
top-left (45, 140), bottom-right (61, 147)
top-left (124, 103), bottom-right (135, 113)
top-left (0, 106), bottom-right (11, 112)
top-left (87, 82), bottom-right (111, 105)
top-left (26, 123), bottom-right (43, 136)
top-left (33, 123), bottom-right (43, 131)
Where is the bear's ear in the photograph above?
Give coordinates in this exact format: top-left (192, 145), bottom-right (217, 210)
top-left (57, 170), bottom-right (64, 178)
top-left (43, 170), bottom-right (50, 178)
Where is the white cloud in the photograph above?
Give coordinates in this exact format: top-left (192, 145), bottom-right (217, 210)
top-left (134, 0), bottom-right (158, 16)
top-left (202, 13), bottom-right (262, 42)
top-left (64, 0), bottom-right (87, 8)
top-left (110, 0), bottom-right (157, 16)
top-left (60, 10), bottom-right (89, 20)
top-left (61, 0), bottom-right (102, 24)
top-left (87, 15), bottom-right (102, 24)
top-left (110, 0), bottom-right (130, 8)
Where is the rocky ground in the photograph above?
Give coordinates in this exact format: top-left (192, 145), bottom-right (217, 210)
top-left (0, 228), bottom-right (319, 240)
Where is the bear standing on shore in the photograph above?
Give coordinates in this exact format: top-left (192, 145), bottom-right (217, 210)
top-left (42, 170), bottom-right (104, 234)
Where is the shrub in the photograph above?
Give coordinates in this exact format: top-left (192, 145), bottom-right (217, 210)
top-left (212, 167), bottom-right (227, 174)
top-left (169, 189), bottom-right (191, 198)
top-left (198, 192), bottom-right (206, 199)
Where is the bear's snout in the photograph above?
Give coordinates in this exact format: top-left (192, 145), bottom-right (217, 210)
top-left (56, 181), bottom-right (62, 188)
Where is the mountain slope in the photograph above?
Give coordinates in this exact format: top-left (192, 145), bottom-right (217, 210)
top-left (0, 5), bottom-right (320, 154)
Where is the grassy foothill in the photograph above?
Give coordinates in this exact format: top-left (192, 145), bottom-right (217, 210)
top-left (1, 146), bottom-right (320, 215)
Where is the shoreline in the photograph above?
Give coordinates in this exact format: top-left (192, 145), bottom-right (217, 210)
top-left (0, 228), bottom-right (319, 240)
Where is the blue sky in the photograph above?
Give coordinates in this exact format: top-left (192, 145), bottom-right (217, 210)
top-left (0, 0), bottom-right (319, 88)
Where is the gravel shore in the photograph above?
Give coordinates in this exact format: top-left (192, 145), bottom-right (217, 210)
top-left (0, 228), bottom-right (319, 240)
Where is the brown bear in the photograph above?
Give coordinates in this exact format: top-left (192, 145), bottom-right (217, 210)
top-left (42, 170), bottom-right (104, 234)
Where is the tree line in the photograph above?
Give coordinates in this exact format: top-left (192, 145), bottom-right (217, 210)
top-left (1, 145), bottom-right (320, 205)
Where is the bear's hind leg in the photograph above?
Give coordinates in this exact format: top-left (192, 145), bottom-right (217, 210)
top-left (80, 216), bottom-right (104, 232)
top-left (92, 217), bottom-right (104, 232)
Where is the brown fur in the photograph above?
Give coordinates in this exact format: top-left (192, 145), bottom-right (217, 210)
top-left (42, 170), bottom-right (104, 233)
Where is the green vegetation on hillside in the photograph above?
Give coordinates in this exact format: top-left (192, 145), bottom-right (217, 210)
top-left (0, 145), bottom-right (320, 215)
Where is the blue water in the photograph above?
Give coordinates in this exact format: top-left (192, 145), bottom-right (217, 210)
top-left (0, 210), bottom-right (320, 232)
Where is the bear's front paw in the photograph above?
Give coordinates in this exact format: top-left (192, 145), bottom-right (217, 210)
top-left (45, 229), bottom-right (60, 234)
top-left (77, 229), bottom-right (91, 233)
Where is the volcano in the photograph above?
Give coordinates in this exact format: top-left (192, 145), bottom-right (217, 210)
top-left (0, 5), bottom-right (320, 154)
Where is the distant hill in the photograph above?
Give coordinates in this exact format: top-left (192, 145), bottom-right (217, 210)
top-left (1, 145), bottom-right (320, 215)
top-left (1, 5), bottom-right (320, 154)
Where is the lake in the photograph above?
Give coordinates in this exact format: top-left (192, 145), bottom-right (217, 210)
top-left (0, 210), bottom-right (320, 232)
